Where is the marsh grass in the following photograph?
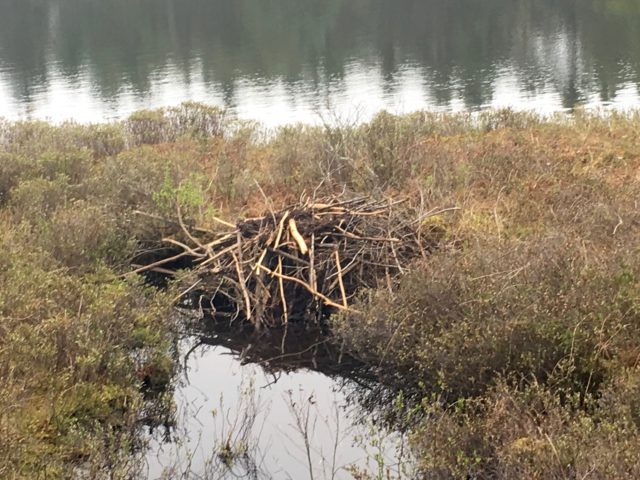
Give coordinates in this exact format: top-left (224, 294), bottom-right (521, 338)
top-left (2, 104), bottom-right (640, 477)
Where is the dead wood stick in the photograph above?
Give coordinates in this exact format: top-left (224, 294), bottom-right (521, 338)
top-left (231, 250), bottom-right (252, 322)
top-left (277, 257), bottom-right (288, 324)
top-left (162, 238), bottom-right (207, 257)
top-left (390, 241), bottom-right (405, 274)
top-left (288, 219), bottom-right (309, 255)
top-left (343, 208), bottom-right (388, 216)
top-left (273, 211), bottom-right (290, 249)
top-left (124, 251), bottom-right (191, 277)
top-left (311, 206), bottom-right (349, 215)
top-left (203, 232), bottom-right (237, 249)
top-left (309, 233), bottom-right (317, 292)
top-left (176, 203), bottom-right (206, 251)
top-left (208, 214), bottom-right (237, 230)
top-left (333, 229), bottom-right (400, 243)
top-left (334, 250), bottom-right (348, 308)
top-left (312, 210), bottom-right (352, 217)
top-left (257, 264), bottom-right (360, 313)
top-left (375, 196), bottom-right (409, 209)
top-left (252, 274), bottom-right (270, 326)
top-left (310, 202), bottom-right (333, 210)
top-left (130, 264), bottom-right (178, 276)
top-left (327, 260), bottom-right (359, 291)
top-left (234, 230), bottom-right (252, 315)
top-left (326, 245), bottom-right (366, 281)
top-left (196, 244), bottom-right (238, 268)
top-left (172, 278), bottom-right (203, 303)
top-left (267, 247), bottom-right (311, 267)
top-left (412, 206), bottom-right (461, 225)
top-left (319, 196), bottom-right (367, 209)
top-left (132, 210), bottom-right (213, 234)
top-left (254, 248), bottom-right (268, 274)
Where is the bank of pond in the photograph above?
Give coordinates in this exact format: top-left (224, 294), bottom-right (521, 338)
top-left (2, 105), bottom-right (640, 478)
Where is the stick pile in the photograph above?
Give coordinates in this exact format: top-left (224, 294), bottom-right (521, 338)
top-left (134, 197), bottom-right (447, 327)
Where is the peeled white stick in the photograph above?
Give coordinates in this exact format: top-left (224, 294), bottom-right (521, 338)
top-left (288, 218), bottom-right (309, 255)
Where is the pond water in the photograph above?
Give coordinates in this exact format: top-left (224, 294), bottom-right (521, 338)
top-left (2, 0), bottom-right (640, 126)
top-left (143, 319), bottom-right (411, 479)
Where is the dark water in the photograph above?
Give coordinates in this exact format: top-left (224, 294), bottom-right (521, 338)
top-left (144, 319), bottom-right (411, 479)
top-left (1, 0), bottom-right (640, 125)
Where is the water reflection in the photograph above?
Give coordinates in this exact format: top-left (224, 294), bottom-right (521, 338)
top-left (1, 0), bottom-right (640, 125)
top-left (144, 318), bottom-right (411, 479)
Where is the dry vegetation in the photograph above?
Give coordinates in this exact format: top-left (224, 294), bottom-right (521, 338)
top-left (1, 103), bottom-right (640, 478)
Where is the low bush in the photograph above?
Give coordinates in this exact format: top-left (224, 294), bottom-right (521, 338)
top-left (0, 230), bottom-right (176, 478)
top-left (330, 109), bottom-right (640, 478)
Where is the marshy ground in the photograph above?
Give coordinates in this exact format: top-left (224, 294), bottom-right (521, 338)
top-left (1, 104), bottom-right (640, 478)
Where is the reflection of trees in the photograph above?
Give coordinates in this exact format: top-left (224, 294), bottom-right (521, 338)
top-left (0, 0), bottom-right (639, 110)
top-left (192, 315), bottom-right (415, 428)
top-left (0, 0), bottom-right (50, 104)
top-left (579, 0), bottom-right (640, 102)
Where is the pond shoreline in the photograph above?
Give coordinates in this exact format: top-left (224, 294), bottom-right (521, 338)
top-left (2, 106), bottom-right (640, 478)
top-left (143, 316), bottom-right (412, 479)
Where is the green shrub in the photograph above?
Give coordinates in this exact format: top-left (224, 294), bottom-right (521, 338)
top-left (125, 109), bottom-right (170, 145)
top-left (0, 153), bottom-right (30, 204)
top-left (125, 102), bottom-right (226, 145)
top-left (34, 201), bottom-right (134, 270)
top-left (0, 229), bottom-right (176, 477)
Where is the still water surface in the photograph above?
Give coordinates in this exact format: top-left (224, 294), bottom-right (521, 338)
top-left (144, 321), bottom-right (409, 479)
top-left (2, 0), bottom-right (640, 125)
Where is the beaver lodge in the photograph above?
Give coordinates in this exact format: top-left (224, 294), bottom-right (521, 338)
top-left (132, 196), bottom-right (454, 327)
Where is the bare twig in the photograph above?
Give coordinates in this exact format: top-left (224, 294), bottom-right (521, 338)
top-left (257, 264), bottom-right (360, 313)
top-left (334, 250), bottom-right (348, 308)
